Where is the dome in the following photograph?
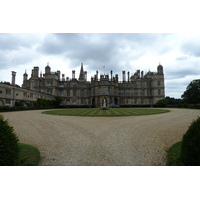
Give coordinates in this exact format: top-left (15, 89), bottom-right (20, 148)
top-left (158, 62), bottom-right (163, 68)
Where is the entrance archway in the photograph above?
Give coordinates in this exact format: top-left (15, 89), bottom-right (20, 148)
top-left (114, 98), bottom-right (118, 105)
top-left (92, 98), bottom-right (95, 107)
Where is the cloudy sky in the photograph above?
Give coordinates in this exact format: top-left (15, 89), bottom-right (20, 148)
top-left (0, 33), bottom-right (200, 98)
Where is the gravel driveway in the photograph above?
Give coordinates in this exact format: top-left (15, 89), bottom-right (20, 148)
top-left (1, 108), bottom-right (200, 166)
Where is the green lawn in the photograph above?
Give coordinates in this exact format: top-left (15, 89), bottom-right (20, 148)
top-left (42, 108), bottom-right (170, 117)
top-left (166, 141), bottom-right (184, 166)
top-left (18, 143), bottom-right (40, 166)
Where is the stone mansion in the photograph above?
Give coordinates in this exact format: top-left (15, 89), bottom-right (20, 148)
top-left (0, 63), bottom-right (165, 108)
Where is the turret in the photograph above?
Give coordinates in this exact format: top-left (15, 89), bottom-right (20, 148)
top-left (157, 63), bottom-right (163, 74)
top-left (23, 70), bottom-right (28, 82)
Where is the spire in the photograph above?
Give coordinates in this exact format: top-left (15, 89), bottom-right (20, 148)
top-left (79, 63), bottom-right (85, 80)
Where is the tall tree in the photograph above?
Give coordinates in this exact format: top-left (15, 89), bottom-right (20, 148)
top-left (182, 79), bottom-right (200, 104)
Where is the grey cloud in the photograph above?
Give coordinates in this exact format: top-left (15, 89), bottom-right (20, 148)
top-left (0, 33), bottom-right (39, 51)
top-left (37, 33), bottom-right (172, 73)
top-left (181, 37), bottom-right (200, 57)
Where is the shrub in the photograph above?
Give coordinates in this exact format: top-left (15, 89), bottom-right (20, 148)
top-left (180, 117), bottom-right (200, 166)
top-left (0, 115), bottom-right (20, 165)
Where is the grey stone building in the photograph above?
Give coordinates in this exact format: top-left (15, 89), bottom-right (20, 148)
top-left (21, 63), bottom-right (165, 107)
top-left (0, 74), bottom-right (54, 107)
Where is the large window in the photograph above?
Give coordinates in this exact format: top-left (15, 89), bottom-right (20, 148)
top-left (73, 90), bottom-right (76, 97)
top-left (67, 90), bottom-right (70, 96)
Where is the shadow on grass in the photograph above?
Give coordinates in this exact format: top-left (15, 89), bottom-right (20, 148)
top-left (18, 143), bottom-right (40, 166)
top-left (166, 141), bottom-right (185, 166)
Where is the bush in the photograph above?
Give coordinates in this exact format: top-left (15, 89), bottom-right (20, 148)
top-left (180, 117), bottom-right (200, 166)
top-left (0, 115), bottom-right (20, 165)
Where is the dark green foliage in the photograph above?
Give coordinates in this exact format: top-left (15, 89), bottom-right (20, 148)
top-left (181, 79), bottom-right (200, 104)
top-left (34, 98), bottom-right (53, 107)
top-left (180, 117), bottom-right (200, 166)
top-left (52, 96), bottom-right (62, 108)
top-left (0, 115), bottom-right (20, 166)
top-left (155, 98), bottom-right (169, 107)
top-left (155, 96), bottom-right (183, 108)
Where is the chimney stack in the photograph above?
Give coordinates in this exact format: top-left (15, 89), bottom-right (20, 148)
top-left (72, 70), bottom-right (75, 79)
top-left (62, 74), bottom-right (65, 81)
top-left (84, 71), bottom-right (87, 81)
top-left (122, 71), bottom-right (126, 82)
top-left (11, 71), bottom-right (16, 85)
top-left (127, 71), bottom-right (130, 82)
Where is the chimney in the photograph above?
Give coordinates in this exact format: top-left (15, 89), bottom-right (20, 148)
top-left (96, 71), bottom-right (98, 79)
top-left (57, 70), bottom-right (61, 80)
top-left (84, 71), bottom-right (87, 81)
top-left (33, 67), bottom-right (39, 77)
top-left (141, 71), bottom-right (144, 78)
top-left (115, 74), bottom-right (118, 81)
top-left (11, 71), bottom-right (16, 85)
top-left (72, 70), bottom-right (75, 79)
top-left (62, 74), bottom-right (65, 81)
top-left (110, 70), bottom-right (113, 81)
top-left (127, 71), bottom-right (130, 82)
top-left (122, 71), bottom-right (126, 82)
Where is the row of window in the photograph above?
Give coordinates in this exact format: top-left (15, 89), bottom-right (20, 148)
top-left (29, 80), bottom-right (162, 88)
top-left (58, 89), bottom-right (162, 97)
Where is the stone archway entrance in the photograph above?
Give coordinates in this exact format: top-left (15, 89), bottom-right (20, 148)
top-left (92, 98), bottom-right (95, 107)
top-left (114, 97), bottom-right (118, 105)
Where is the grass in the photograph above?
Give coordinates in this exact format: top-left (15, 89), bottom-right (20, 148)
top-left (166, 141), bottom-right (185, 166)
top-left (42, 108), bottom-right (170, 117)
top-left (18, 143), bottom-right (40, 166)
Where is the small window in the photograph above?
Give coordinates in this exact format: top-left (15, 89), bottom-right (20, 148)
top-left (6, 89), bottom-right (11, 95)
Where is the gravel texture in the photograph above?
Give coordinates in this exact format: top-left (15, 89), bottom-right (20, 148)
top-left (1, 108), bottom-right (200, 166)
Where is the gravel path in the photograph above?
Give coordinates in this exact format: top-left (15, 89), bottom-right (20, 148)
top-left (1, 108), bottom-right (200, 166)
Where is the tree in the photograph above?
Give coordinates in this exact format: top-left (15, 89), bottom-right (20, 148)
top-left (181, 79), bottom-right (200, 104)
top-left (0, 115), bottom-right (20, 165)
top-left (180, 117), bottom-right (200, 165)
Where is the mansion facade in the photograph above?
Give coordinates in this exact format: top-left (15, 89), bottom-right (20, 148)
top-left (20, 63), bottom-right (165, 107)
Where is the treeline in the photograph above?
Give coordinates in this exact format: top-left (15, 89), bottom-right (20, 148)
top-left (156, 79), bottom-right (200, 108)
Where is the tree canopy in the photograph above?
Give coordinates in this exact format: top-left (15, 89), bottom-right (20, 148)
top-left (181, 79), bottom-right (200, 104)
